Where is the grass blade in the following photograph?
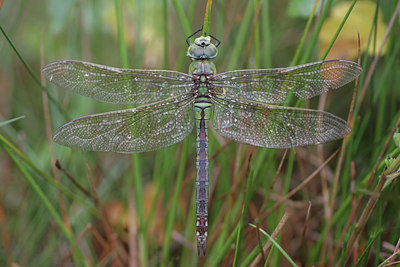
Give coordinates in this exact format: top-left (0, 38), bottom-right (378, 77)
top-left (320, 0), bottom-right (358, 60)
top-left (0, 144), bottom-right (86, 265)
top-left (162, 139), bottom-right (189, 263)
top-left (248, 224), bottom-right (298, 267)
top-left (0, 116), bottom-right (24, 127)
top-left (202, 0), bottom-right (213, 36)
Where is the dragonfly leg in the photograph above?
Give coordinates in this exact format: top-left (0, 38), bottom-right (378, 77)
top-left (186, 26), bottom-right (204, 45)
top-left (209, 34), bottom-right (221, 47)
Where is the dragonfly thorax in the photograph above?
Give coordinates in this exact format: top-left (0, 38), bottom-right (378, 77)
top-left (189, 61), bottom-right (216, 75)
top-left (187, 36), bottom-right (218, 59)
top-left (189, 60), bottom-right (216, 97)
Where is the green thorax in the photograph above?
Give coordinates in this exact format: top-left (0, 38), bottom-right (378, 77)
top-left (188, 61), bottom-right (216, 76)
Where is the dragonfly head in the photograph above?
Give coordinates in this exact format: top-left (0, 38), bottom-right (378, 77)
top-left (187, 36), bottom-right (218, 60)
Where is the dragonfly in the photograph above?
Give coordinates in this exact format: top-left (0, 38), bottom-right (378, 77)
top-left (42, 28), bottom-right (362, 256)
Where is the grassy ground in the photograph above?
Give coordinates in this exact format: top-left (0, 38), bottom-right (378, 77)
top-left (1, 0), bottom-right (400, 266)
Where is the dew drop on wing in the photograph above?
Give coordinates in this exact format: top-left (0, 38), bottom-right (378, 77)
top-left (222, 119), bottom-right (230, 127)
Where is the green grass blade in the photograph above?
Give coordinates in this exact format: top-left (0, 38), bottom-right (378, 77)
top-left (261, 0), bottom-right (271, 68)
top-left (227, 0), bottom-right (254, 69)
top-left (249, 224), bottom-right (298, 267)
top-left (0, 144), bottom-right (86, 265)
top-left (239, 238), bottom-right (263, 267)
top-left (233, 169), bottom-right (255, 266)
top-left (0, 24), bottom-right (69, 120)
top-left (202, 0), bottom-right (212, 36)
top-left (208, 224), bottom-right (240, 266)
top-left (171, 0), bottom-right (192, 36)
top-left (132, 155), bottom-right (147, 266)
top-left (134, 0), bottom-right (143, 69)
top-left (171, 0), bottom-right (193, 70)
top-left (253, 0), bottom-right (260, 69)
top-left (0, 116), bottom-right (24, 127)
top-left (162, 139), bottom-right (189, 263)
top-left (163, 0), bottom-right (168, 69)
top-left (354, 230), bottom-right (381, 266)
top-left (0, 24), bottom-right (43, 89)
top-left (0, 133), bottom-right (96, 210)
top-left (300, 0), bottom-right (333, 62)
top-left (291, 0), bottom-right (320, 66)
top-left (180, 190), bottom-right (197, 266)
top-left (114, 1), bottom-right (148, 265)
top-left (320, 0), bottom-right (358, 60)
top-left (114, 0), bottom-right (129, 68)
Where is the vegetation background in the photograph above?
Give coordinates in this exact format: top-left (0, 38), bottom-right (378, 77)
top-left (0, 0), bottom-right (399, 266)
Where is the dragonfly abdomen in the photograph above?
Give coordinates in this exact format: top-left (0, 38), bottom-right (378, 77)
top-left (194, 97), bottom-right (212, 255)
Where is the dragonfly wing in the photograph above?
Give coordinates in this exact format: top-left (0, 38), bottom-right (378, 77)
top-left (211, 97), bottom-right (351, 149)
top-left (42, 60), bottom-right (193, 105)
top-left (53, 96), bottom-right (195, 153)
top-left (213, 59), bottom-right (362, 104)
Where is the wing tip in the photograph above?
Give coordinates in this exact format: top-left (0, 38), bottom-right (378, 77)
top-left (322, 59), bottom-right (362, 90)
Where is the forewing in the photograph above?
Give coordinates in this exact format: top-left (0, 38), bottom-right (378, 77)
top-left (42, 60), bottom-right (193, 105)
top-left (213, 59), bottom-right (362, 104)
top-left (212, 97), bottom-right (351, 149)
top-left (53, 96), bottom-right (195, 153)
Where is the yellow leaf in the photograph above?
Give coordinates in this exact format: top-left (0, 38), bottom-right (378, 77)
top-left (319, 1), bottom-right (387, 59)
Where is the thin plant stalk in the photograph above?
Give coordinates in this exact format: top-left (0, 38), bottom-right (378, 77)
top-left (202, 0), bottom-right (213, 36)
top-left (114, 0), bottom-right (128, 68)
top-left (1, 145), bottom-right (86, 265)
top-left (358, 0), bottom-right (400, 105)
top-left (163, 0), bottom-right (168, 69)
top-left (300, 0), bottom-right (333, 62)
top-left (171, 0), bottom-right (192, 36)
top-left (291, 0), bottom-right (320, 66)
top-left (345, 154), bottom-right (400, 264)
top-left (344, 118), bottom-right (400, 263)
top-left (233, 169), bottom-right (255, 266)
top-left (320, 0), bottom-right (358, 60)
top-left (0, 133), bottom-right (95, 209)
top-left (227, 0), bottom-right (254, 69)
top-left (0, 25), bottom-right (69, 119)
top-left (161, 139), bottom-right (189, 263)
top-left (114, 0), bottom-right (148, 265)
